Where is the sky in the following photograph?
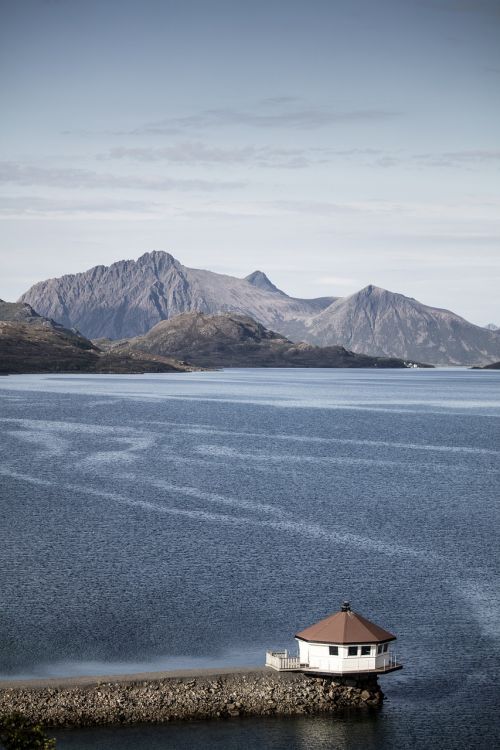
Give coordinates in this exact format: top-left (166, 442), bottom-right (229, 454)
top-left (1, 0), bottom-right (499, 325)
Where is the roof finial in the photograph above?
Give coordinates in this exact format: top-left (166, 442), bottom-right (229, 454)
top-left (341, 600), bottom-right (351, 612)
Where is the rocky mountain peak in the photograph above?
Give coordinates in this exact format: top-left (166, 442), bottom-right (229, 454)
top-left (17, 252), bottom-right (500, 365)
top-left (300, 283), bottom-right (500, 365)
top-left (244, 270), bottom-right (285, 295)
top-left (137, 250), bottom-right (178, 270)
top-left (356, 284), bottom-right (396, 299)
top-left (19, 252), bottom-right (327, 340)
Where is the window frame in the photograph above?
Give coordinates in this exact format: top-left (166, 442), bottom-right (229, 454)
top-left (329, 646), bottom-right (339, 656)
top-left (348, 645), bottom-right (358, 657)
top-left (360, 645), bottom-right (371, 656)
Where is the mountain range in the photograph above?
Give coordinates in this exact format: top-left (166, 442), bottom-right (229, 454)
top-left (19, 251), bottom-right (333, 342)
top-left (19, 250), bottom-right (500, 365)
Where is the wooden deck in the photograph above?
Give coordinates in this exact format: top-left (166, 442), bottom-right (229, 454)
top-left (265, 650), bottom-right (403, 675)
top-left (265, 651), bottom-right (301, 671)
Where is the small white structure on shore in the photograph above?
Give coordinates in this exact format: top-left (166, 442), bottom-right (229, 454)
top-left (266, 601), bottom-right (402, 675)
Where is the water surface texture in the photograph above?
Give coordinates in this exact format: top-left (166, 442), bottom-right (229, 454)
top-left (0, 369), bottom-right (499, 749)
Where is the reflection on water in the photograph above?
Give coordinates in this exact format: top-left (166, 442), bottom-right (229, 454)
top-left (55, 714), bottom-right (389, 750)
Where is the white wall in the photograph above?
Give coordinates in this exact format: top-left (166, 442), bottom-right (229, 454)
top-left (297, 639), bottom-right (394, 674)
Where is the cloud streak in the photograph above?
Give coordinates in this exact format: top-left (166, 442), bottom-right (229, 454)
top-left (66, 103), bottom-right (399, 138)
top-left (100, 142), bottom-right (310, 169)
top-left (0, 161), bottom-right (244, 192)
top-left (137, 106), bottom-right (399, 134)
top-left (96, 144), bottom-right (500, 172)
top-left (414, 149), bottom-right (500, 167)
top-left (0, 195), bottom-right (163, 217)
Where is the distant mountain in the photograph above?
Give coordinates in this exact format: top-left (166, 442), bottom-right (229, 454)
top-left (0, 300), bottom-right (196, 375)
top-left (109, 311), bottom-right (428, 368)
top-left (289, 285), bottom-right (500, 366)
top-left (244, 270), bottom-right (285, 295)
top-left (18, 251), bottom-right (500, 365)
top-left (19, 251), bottom-right (334, 341)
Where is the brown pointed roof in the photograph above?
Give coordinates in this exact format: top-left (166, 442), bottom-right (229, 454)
top-left (295, 605), bottom-right (396, 645)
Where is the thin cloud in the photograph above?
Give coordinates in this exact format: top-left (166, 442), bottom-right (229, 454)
top-left (63, 109), bottom-right (399, 138)
top-left (271, 200), bottom-right (365, 216)
top-left (325, 148), bottom-right (500, 170)
top-left (415, 150), bottom-right (500, 167)
top-left (136, 107), bottom-right (399, 134)
top-left (0, 195), bottom-right (162, 217)
top-left (99, 142), bottom-right (311, 169)
top-left (71, 104), bottom-right (398, 138)
top-left (0, 161), bottom-right (244, 192)
top-left (258, 96), bottom-right (303, 106)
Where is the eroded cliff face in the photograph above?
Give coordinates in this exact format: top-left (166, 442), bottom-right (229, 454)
top-left (0, 670), bottom-right (383, 727)
top-left (19, 252), bottom-right (331, 341)
top-left (18, 251), bottom-right (500, 364)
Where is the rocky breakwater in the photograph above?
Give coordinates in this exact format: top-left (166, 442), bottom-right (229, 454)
top-left (0, 669), bottom-right (383, 728)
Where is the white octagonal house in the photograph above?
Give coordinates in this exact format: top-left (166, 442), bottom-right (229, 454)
top-left (266, 601), bottom-right (402, 675)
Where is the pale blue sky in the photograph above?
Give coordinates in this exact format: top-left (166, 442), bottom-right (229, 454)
top-left (1, 0), bottom-right (499, 323)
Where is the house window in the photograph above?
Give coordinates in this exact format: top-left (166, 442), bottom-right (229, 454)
top-left (377, 644), bottom-right (383, 654)
top-left (329, 646), bottom-right (338, 656)
top-left (348, 646), bottom-right (358, 656)
top-left (361, 646), bottom-right (371, 656)
top-left (383, 643), bottom-right (389, 652)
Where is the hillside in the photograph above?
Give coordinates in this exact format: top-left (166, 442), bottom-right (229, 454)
top-left (0, 300), bottom-right (197, 375)
top-left (19, 252), bottom-right (334, 340)
top-left (289, 285), bottom-right (500, 366)
top-left (110, 312), bottom-right (428, 368)
top-left (18, 251), bottom-right (500, 365)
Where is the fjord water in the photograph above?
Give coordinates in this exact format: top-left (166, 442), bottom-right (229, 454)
top-left (0, 369), bottom-right (498, 749)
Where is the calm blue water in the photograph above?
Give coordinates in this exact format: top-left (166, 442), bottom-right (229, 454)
top-left (0, 369), bottom-right (499, 749)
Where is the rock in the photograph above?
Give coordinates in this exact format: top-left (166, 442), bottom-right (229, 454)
top-left (18, 252), bottom-right (334, 341)
top-left (18, 251), bottom-right (500, 364)
top-left (298, 284), bottom-right (500, 366)
top-left (120, 311), bottom-right (420, 369)
top-left (0, 300), bottom-right (199, 375)
top-left (0, 671), bottom-right (384, 728)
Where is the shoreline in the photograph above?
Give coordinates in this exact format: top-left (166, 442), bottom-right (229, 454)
top-left (0, 667), bottom-right (383, 728)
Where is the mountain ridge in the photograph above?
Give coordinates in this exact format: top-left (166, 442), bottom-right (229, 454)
top-left (106, 311), bottom-right (428, 369)
top-left (20, 250), bottom-right (333, 341)
top-left (18, 250), bottom-right (500, 365)
top-left (292, 284), bottom-right (500, 366)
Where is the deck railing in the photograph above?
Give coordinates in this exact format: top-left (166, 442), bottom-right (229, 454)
top-left (266, 649), bottom-right (401, 673)
top-left (265, 650), bottom-right (301, 671)
top-left (379, 652), bottom-right (399, 671)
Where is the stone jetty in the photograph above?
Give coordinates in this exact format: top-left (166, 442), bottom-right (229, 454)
top-left (0, 667), bottom-right (383, 728)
